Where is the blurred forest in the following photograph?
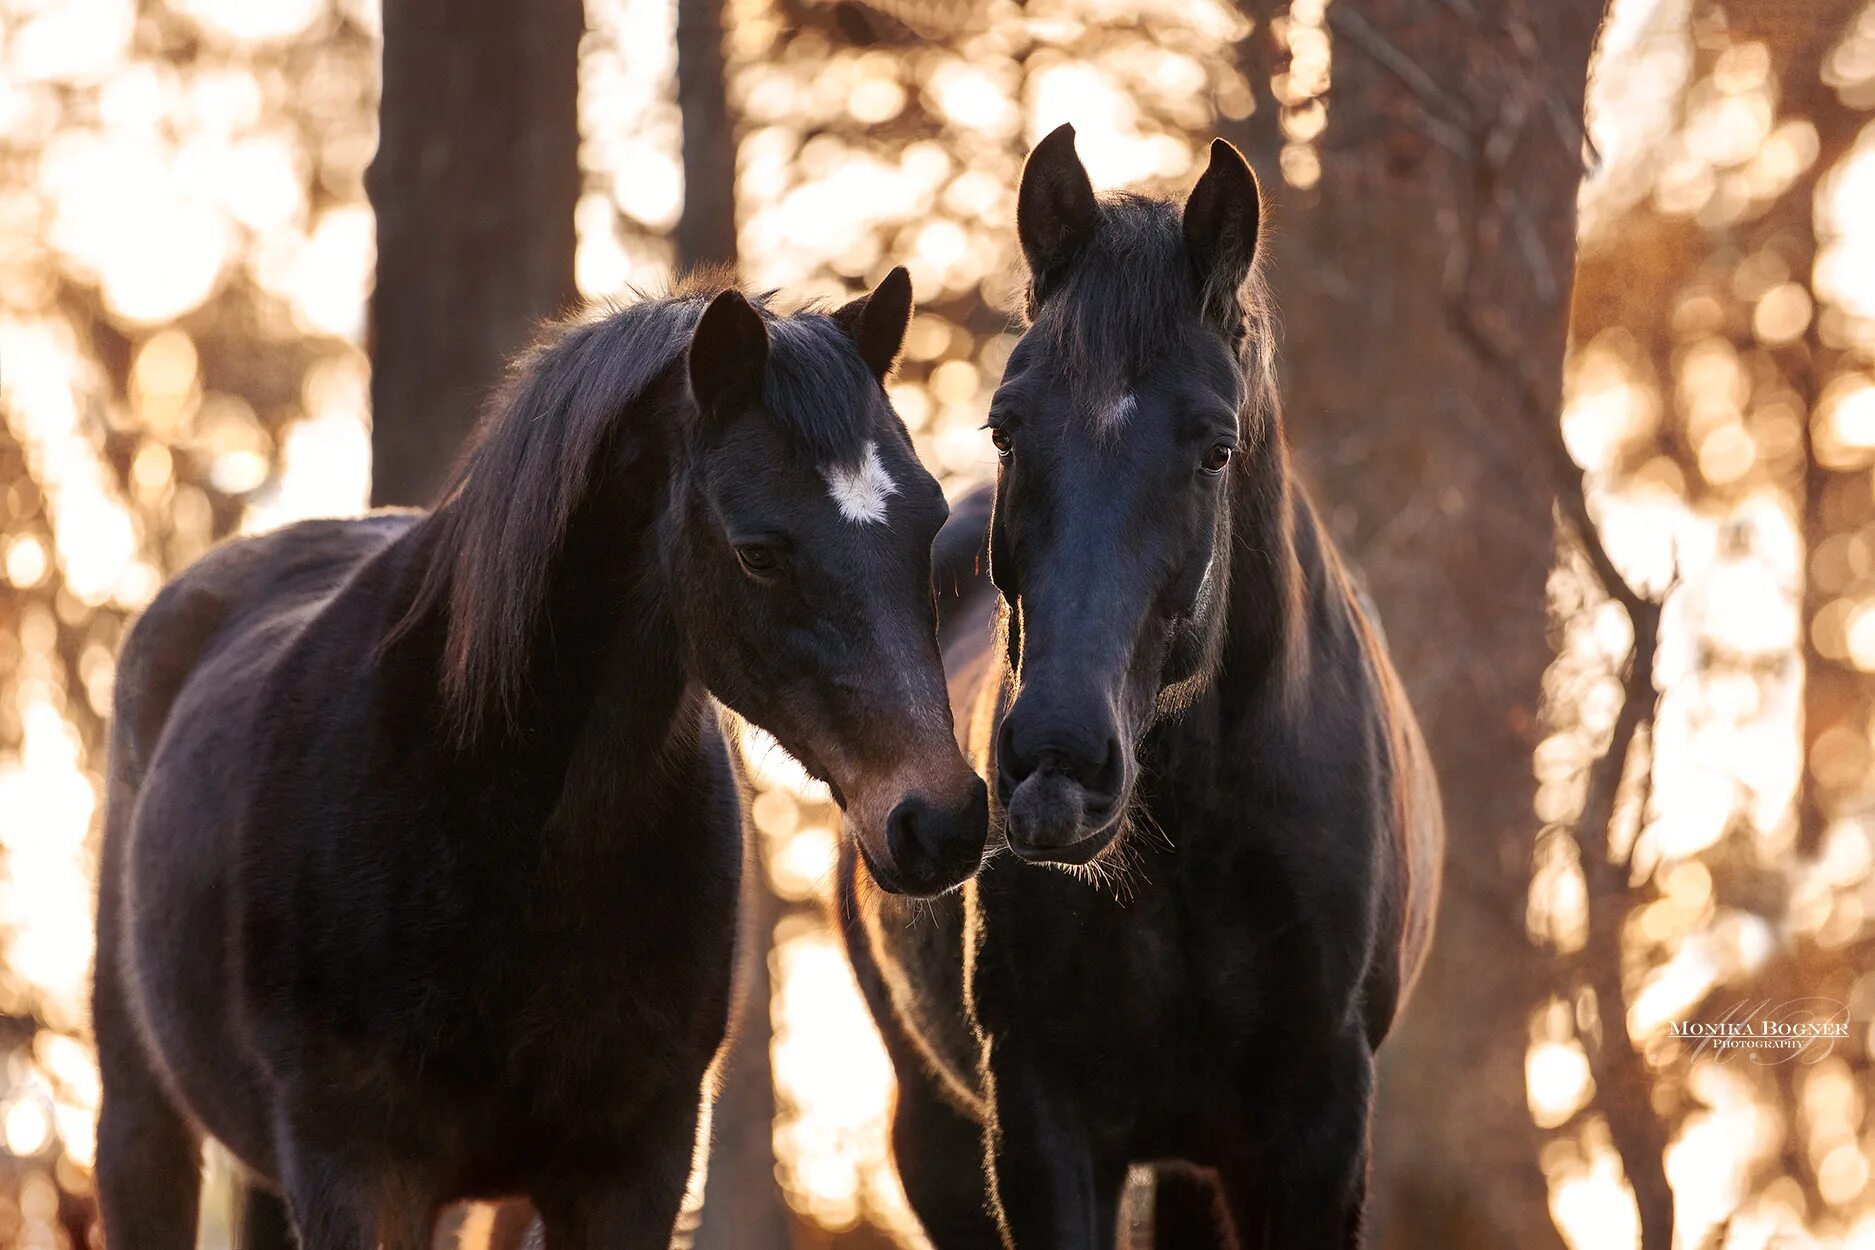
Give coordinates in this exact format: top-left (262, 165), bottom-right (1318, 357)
top-left (2, 0), bottom-right (1874, 1247)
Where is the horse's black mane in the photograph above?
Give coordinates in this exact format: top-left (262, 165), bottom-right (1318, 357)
top-left (1027, 192), bottom-right (1279, 428)
top-left (399, 275), bottom-right (885, 744)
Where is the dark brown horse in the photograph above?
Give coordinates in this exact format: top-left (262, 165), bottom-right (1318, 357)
top-left (841, 130), bottom-right (1444, 1248)
top-left (93, 272), bottom-right (988, 1248)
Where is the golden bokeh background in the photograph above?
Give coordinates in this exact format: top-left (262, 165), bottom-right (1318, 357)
top-left (1, 0), bottom-right (1873, 1246)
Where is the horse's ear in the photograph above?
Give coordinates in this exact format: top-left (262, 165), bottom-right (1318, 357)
top-left (1182, 138), bottom-right (1263, 310)
top-left (688, 288), bottom-right (769, 423)
top-left (832, 266), bottom-right (914, 382)
top-left (1017, 123), bottom-right (1098, 302)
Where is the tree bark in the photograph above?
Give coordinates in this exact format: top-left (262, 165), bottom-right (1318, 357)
top-left (1228, 3), bottom-right (1607, 1245)
top-left (675, 0), bottom-right (739, 275)
top-left (366, 0), bottom-right (583, 507)
top-left (674, 10), bottom-right (787, 1225)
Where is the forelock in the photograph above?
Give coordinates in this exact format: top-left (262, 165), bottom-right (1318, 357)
top-left (762, 312), bottom-right (886, 463)
top-left (1025, 192), bottom-right (1278, 429)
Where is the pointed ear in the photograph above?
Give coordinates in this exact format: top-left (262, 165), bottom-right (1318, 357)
top-left (688, 289), bottom-right (769, 422)
top-left (1182, 139), bottom-right (1263, 310)
top-left (832, 265), bottom-right (914, 382)
top-left (1017, 123), bottom-right (1098, 302)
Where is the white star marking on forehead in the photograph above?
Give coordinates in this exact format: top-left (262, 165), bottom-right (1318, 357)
top-left (1098, 393), bottom-right (1138, 429)
top-left (822, 440), bottom-right (898, 525)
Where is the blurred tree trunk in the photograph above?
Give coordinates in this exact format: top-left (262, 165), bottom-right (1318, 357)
top-left (675, 0), bottom-right (739, 275)
top-left (1227, 3), bottom-right (1606, 1246)
top-left (366, 0), bottom-right (583, 507)
top-left (676, 3), bottom-right (791, 1237)
top-left (366, 6), bottom-right (581, 1243)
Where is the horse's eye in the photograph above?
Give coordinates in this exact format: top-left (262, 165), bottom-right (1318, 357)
top-left (1201, 442), bottom-right (1235, 475)
top-left (990, 427), bottom-right (1012, 459)
top-left (735, 543), bottom-right (782, 579)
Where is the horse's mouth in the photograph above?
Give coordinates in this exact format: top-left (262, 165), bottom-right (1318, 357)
top-left (1001, 764), bottom-right (1128, 866)
top-left (1003, 785), bottom-right (1127, 866)
top-left (1005, 814), bottom-right (1123, 866)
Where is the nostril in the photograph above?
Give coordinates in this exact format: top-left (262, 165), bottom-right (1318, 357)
top-left (885, 797), bottom-right (927, 860)
top-left (882, 788), bottom-right (987, 894)
top-left (1048, 739), bottom-right (1114, 795)
top-left (1000, 713), bottom-right (1123, 799)
top-left (997, 718), bottom-right (1033, 788)
top-left (1085, 735), bottom-right (1124, 798)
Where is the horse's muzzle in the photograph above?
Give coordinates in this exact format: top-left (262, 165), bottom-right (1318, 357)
top-left (1003, 763), bottom-right (1125, 865)
top-left (864, 776), bottom-right (990, 896)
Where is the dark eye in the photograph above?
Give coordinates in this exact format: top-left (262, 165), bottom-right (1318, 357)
top-left (735, 542), bottom-right (782, 579)
top-left (990, 427), bottom-right (1012, 459)
top-left (1201, 442), bottom-right (1234, 475)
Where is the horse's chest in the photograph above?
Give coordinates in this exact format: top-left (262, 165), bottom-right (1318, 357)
top-left (432, 838), bottom-right (739, 1062)
top-left (978, 840), bottom-right (1302, 1121)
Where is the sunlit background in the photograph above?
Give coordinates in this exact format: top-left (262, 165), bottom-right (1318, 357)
top-left (2, 0), bottom-right (1874, 1246)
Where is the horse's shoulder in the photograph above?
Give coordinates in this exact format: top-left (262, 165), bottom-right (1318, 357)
top-left (1275, 495), bottom-right (1445, 1031)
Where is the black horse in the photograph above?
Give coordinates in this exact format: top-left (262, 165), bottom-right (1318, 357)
top-left (93, 271), bottom-right (989, 1249)
top-left (841, 129), bottom-right (1444, 1248)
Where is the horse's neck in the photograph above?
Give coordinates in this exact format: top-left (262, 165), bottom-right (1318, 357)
top-left (1141, 451), bottom-right (1323, 779)
top-left (444, 464), bottom-right (703, 826)
top-left (542, 479), bottom-right (698, 783)
top-left (552, 592), bottom-right (706, 825)
top-left (1219, 453), bottom-right (1313, 717)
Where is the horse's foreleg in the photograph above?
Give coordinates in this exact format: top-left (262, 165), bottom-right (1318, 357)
top-left (237, 1184), bottom-right (296, 1250)
top-left (890, 1061), bottom-right (1001, 1249)
top-left (1250, 1031), bottom-right (1373, 1250)
top-left (1149, 1167), bottom-right (1232, 1250)
top-left (533, 1093), bottom-right (703, 1250)
top-left (276, 1138), bottom-right (432, 1250)
top-left (984, 1056), bottom-right (1125, 1250)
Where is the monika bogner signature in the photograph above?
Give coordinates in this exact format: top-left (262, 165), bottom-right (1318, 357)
top-left (1668, 998), bottom-right (1853, 1065)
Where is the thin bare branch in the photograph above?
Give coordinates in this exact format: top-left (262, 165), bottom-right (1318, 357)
top-left (1326, 7), bottom-right (1477, 156)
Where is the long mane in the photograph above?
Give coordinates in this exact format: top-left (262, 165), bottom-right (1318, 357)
top-left (394, 291), bottom-right (706, 746)
top-left (394, 277), bottom-right (886, 746)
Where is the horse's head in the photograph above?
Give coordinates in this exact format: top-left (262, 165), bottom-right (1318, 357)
top-left (674, 273), bottom-right (988, 896)
top-left (986, 126), bottom-right (1271, 865)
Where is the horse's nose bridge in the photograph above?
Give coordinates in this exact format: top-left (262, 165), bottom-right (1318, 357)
top-left (1016, 560), bottom-right (1135, 687)
top-left (855, 589), bottom-right (953, 735)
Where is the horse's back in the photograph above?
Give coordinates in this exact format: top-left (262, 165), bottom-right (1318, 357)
top-left (114, 515), bottom-right (415, 778)
top-left (1378, 652), bottom-right (1443, 1034)
top-left (933, 481), bottom-right (992, 606)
